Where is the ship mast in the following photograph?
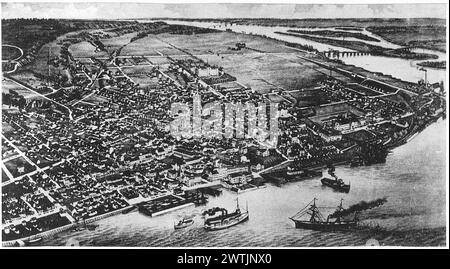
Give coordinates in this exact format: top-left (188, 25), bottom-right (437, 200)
top-left (335, 198), bottom-right (344, 223)
top-left (308, 198), bottom-right (321, 223)
top-left (290, 198), bottom-right (324, 222)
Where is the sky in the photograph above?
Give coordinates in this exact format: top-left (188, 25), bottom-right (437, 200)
top-left (1, 2), bottom-right (447, 20)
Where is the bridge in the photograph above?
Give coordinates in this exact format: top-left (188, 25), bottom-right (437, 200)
top-left (322, 50), bottom-right (371, 58)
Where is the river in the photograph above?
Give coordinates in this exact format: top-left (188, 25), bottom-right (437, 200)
top-left (40, 118), bottom-right (447, 247)
top-left (155, 20), bottom-right (447, 89)
top-left (38, 20), bottom-right (447, 247)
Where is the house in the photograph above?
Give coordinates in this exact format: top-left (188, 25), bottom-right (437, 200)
top-left (318, 128), bottom-right (342, 142)
top-left (225, 171), bottom-right (252, 185)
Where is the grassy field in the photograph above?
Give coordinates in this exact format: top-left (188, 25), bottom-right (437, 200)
top-left (8, 71), bottom-right (53, 94)
top-left (144, 56), bottom-right (172, 65)
top-left (216, 81), bottom-right (245, 90)
top-left (4, 156), bottom-right (35, 178)
top-left (6, 21), bottom-right (429, 107)
top-left (121, 65), bottom-right (158, 87)
top-left (120, 34), bottom-right (183, 56)
top-left (101, 32), bottom-right (136, 53)
top-left (110, 30), bottom-right (326, 93)
top-left (156, 31), bottom-right (295, 56)
top-left (68, 41), bottom-right (109, 58)
top-left (25, 39), bottom-right (62, 76)
top-left (2, 78), bottom-right (46, 100)
top-left (202, 52), bottom-right (325, 93)
top-left (367, 25), bottom-right (446, 52)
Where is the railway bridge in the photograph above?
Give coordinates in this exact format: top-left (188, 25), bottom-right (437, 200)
top-left (322, 50), bottom-right (371, 58)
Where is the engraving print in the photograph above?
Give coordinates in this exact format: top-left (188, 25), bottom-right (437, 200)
top-left (1, 2), bottom-right (447, 247)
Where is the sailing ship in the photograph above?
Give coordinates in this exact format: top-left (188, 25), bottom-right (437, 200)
top-left (289, 198), bottom-right (357, 231)
top-left (321, 165), bottom-right (350, 193)
top-left (174, 216), bottom-right (195, 229)
top-left (203, 199), bottom-right (249, 231)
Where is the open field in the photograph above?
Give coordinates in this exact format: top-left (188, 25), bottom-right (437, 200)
top-left (216, 81), bottom-right (245, 90)
top-left (2, 79), bottom-right (37, 98)
top-left (113, 31), bottom-right (326, 93)
top-left (156, 31), bottom-right (295, 55)
top-left (1, 78), bottom-right (47, 100)
top-left (2, 142), bottom-right (19, 160)
top-left (2, 45), bottom-right (22, 61)
top-left (200, 52), bottom-right (326, 93)
top-left (101, 32), bottom-right (136, 52)
top-left (4, 156), bottom-right (35, 178)
top-left (120, 34), bottom-right (183, 56)
top-left (7, 71), bottom-right (53, 94)
top-left (167, 18), bottom-right (446, 53)
top-left (69, 41), bottom-right (109, 58)
top-left (144, 56), bottom-right (172, 65)
top-left (8, 23), bottom-right (422, 98)
top-left (121, 65), bottom-right (158, 86)
top-left (367, 25), bottom-right (447, 52)
top-left (25, 40), bottom-right (61, 75)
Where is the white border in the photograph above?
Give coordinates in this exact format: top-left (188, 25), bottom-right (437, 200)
top-left (0, 0), bottom-right (448, 250)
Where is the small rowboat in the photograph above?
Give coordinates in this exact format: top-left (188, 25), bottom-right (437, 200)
top-left (24, 237), bottom-right (43, 246)
top-left (174, 218), bottom-right (194, 229)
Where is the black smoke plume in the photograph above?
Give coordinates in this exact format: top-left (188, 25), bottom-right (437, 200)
top-left (330, 197), bottom-right (388, 218)
top-left (327, 165), bottom-right (338, 179)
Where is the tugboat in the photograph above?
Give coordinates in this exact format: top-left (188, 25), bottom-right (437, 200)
top-left (174, 216), bottom-right (195, 229)
top-left (321, 166), bottom-right (350, 193)
top-left (289, 198), bottom-right (357, 231)
top-left (203, 199), bottom-right (249, 231)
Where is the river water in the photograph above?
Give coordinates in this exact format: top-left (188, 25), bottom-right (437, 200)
top-left (156, 20), bottom-right (447, 89)
top-left (41, 118), bottom-right (447, 247)
top-left (38, 20), bottom-right (447, 247)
